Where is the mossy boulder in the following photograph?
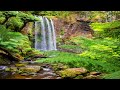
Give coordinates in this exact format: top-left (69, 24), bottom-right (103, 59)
top-left (52, 63), bottom-right (69, 71)
top-left (19, 65), bottom-right (41, 73)
top-left (15, 63), bottom-right (26, 67)
top-left (5, 67), bottom-right (11, 71)
top-left (10, 67), bottom-right (18, 72)
top-left (58, 67), bottom-right (88, 78)
top-left (5, 64), bottom-right (41, 76)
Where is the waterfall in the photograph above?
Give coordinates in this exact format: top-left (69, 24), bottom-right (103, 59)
top-left (35, 16), bottom-right (57, 51)
top-left (50, 19), bottom-right (57, 50)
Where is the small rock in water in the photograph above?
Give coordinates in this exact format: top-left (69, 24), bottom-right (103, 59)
top-left (42, 72), bottom-right (56, 76)
top-left (41, 76), bottom-right (53, 79)
top-left (28, 61), bottom-right (35, 64)
top-left (21, 73), bottom-right (29, 76)
top-left (42, 65), bottom-right (49, 68)
top-left (56, 77), bottom-right (62, 79)
top-left (83, 75), bottom-right (98, 79)
top-left (0, 66), bottom-right (7, 70)
top-left (32, 74), bottom-right (37, 77)
top-left (42, 68), bottom-right (51, 71)
top-left (29, 72), bottom-right (37, 75)
top-left (90, 72), bottom-right (101, 75)
top-left (25, 78), bottom-right (32, 79)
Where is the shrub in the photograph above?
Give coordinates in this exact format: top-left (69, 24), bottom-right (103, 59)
top-left (102, 71), bottom-right (120, 79)
top-left (5, 17), bottom-right (24, 31)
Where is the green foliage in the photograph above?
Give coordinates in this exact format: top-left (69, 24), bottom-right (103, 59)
top-left (0, 11), bottom-right (39, 32)
top-left (17, 12), bottom-right (39, 22)
top-left (0, 25), bottom-right (11, 41)
top-left (59, 44), bottom-right (83, 53)
top-left (32, 11), bottom-right (71, 18)
top-left (36, 51), bottom-right (119, 73)
top-left (36, 19), bottom-right (120, 74)
top-left (102, 71), bottom-right (120, 79)
top-left (0, 25), bottom-right (42, 60)
top-left (5, 17), bottom-right (24, 31)
top-left (36, 32), bottom-right (120, 74)
top-left (60, 28), bottom-right (65, 35)
top-left (90, 20), bottom-right (120, 38)
top-left (32, 11), bottom-right (76, 23)
top-left (86, 21), bottom-right (120, 75)
top-left (2, 11), bottom-right (18, 17)
top-left (26, 11), bottom-right (120, 23)
top-left (70, 36), bottom-right (120, 66)
top-left (0, 31), bottom-right (30, 53)
top-left (0, 12), bottom-right (4, 17)
top-left (0, 17), bottom-right (5, 24)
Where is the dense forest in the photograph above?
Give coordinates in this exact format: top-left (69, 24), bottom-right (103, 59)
top-left (0, 11), bottom-right (120, 79)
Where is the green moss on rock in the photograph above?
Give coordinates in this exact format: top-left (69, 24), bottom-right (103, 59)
top-left (58, 67), bottom-right (87, 78)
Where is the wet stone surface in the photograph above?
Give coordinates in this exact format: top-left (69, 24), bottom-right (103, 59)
top-left (0, 62), bottom-right (101, 79)
top-left (0, 63), bottom-right (62, 79)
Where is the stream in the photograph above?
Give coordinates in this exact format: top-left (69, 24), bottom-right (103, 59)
top-left (0, 62), bottom-right (62, 79)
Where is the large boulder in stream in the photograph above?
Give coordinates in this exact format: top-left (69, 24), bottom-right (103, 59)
top-left (58, 67), bottom-right (88, 78)
top-left (52, 63), bottom-right (69, 71)
top-left (5, 65), bottom-right (41, 76)
top-left (19, 65), bottom-right (41, 73)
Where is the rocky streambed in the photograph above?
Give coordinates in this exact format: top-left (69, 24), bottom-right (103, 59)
top-left (0, 62), bottom-right (61, 79)
top-left (0, 61), bottom-right (102, 79)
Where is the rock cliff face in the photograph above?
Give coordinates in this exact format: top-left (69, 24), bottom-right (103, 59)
top-left (21, 17), bottom-right (94, 41)
top-left (53, 18), bottom-right (94, 40)
top-left (21, 22), bottom-right (34, 35)
top-left (20, 17), bottom-right (94, 48)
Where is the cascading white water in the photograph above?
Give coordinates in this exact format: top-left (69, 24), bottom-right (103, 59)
top-left (35, 16), bottom-right (47, 51)
top-left (50, 19), bottom-right (57, 50)
top-left (45, 17), bottom-right (54, 50)
top-left (35, 16), bottom-right (57, 51)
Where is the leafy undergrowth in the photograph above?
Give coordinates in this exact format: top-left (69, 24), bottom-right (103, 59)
top-left (0, 25), bottom-right (43, 61)
top-left (101, 71), bottom-right (120, 79)
top-left (74, 37), bottom-right (120, 66)
top-left (37, 20), bottom-right (120, 77)
top-left (90, 20), bottom-right (120, 31)
top-left (58, 44), bottom-right (83, 53)
top-left (36, 33), bottom-right (120, 77)
top-left (90, 20), bottom-right (120, 39)
top-left (36, 50), bottom-right (120, 73)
